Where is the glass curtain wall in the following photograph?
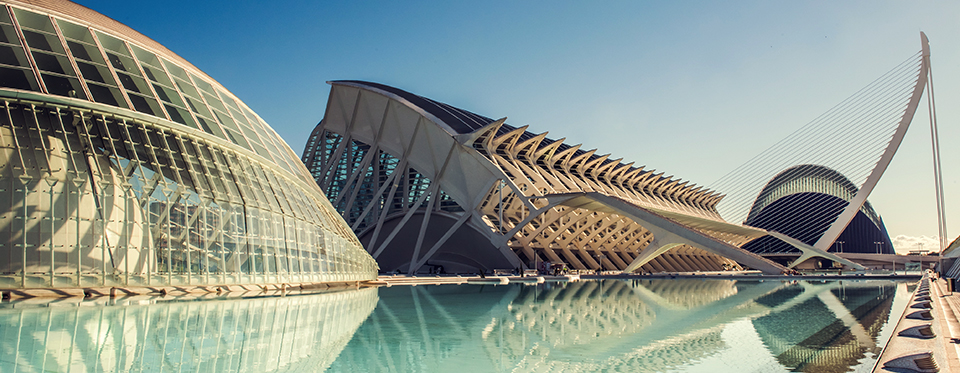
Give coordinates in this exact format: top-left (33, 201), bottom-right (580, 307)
top-left (0, 2), bottom-right (377, 288)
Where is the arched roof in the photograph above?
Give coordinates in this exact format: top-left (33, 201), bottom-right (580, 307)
top-left (330, 80), bottom-right (695, 199)
top-left (1, 0), bottom-right (308, 185)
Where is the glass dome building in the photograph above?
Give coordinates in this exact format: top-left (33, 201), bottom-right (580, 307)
top-left (0, 0), bottom-right (377, 290)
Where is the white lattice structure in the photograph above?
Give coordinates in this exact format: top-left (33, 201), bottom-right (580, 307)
top-left (304, 82), bottom-right (797, 274)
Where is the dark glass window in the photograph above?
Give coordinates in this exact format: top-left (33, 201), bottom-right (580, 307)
top-left (165, 104), bottom-right (187, 125)
top-left (107, 53), bottom-right (127, 71)
top-left (152, 83), bottom-right (170, 102)
top-left (41, 74), bottom-right (84, 99)
top-left (22, 30), bottom-right (64, 54)
top-left (128, 93), bottom-right (153, 114)
top-left (0, 66), bottom-right (36, 90)
top-left (67, 41), bottom-right (91, 61)
top-left (142, 66), bottom-right (156, 81)
top-left (31, 52), bottom-right (66, 74)
top-left (0, 45), bottom-right (23, 66)
top-left (22, 30), bottom-right (52, 51)
top-left (0, 24), bottom-right (18, 44)
top-left (87, 83), bottom-right (119, 106)
top-left (117, 72), bottom-right (140, 93)
top-left (77, 61), bottom-right (105, 83)
top-left (197, 117), bottom-right (215, 134)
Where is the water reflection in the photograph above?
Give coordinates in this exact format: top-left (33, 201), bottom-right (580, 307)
top-left (0, 288), bottom-right (377, 372)
top-left (331, 279), bottom-right (904, 372)
top-left (0, 280), bottom-right (903, 372)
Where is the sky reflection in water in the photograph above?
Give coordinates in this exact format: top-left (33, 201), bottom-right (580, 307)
top-left (0, 279), bottom-right (910, 372)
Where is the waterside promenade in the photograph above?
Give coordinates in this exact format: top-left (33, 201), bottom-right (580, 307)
top-left (875, 274), bottom-right (960, 372)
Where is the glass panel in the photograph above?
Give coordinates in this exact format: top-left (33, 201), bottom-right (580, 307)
top-left (67, 41), bottom-right (105, 64)
top-left (0, 6), bottom-right (11, 24)
top-left (0, 65), bottom-right (39, 91)
top-left (165, 134), bottom-right (195, 190)
top-left (142, 64), bottom-right (173, 86)
top-left (237, 122), bottom-right (265, 148)
top-left (228, 107), bottom-right (249, 126)
top-left (0, 44), bottom-right (31, 67)
top-left (41, 74), bottom-right (85, 99)
top-left (213, 110), bottom-right (239, 132)
top-left (0, 24), bottom-right (21, 45)
top-left (106, 52), bottom-right (139, 74)
top-left (56, 20), bottom-right (97, 44)
top-left (161, 58), bottom-right (188, 80)
top-left (94, 31), bottom-right (130, 56)
top-left (191, 73), bottom-right (215, 95)
top-left (223, 127), bottom-right (249, 149)
top-left (115, 71), bottom-right (150, 94)
top-left (202, 91), bottom-right (226, 112)
top-left (86, 82), bottom-right (126, 107)
top-left (208, 149), bottom-right (240, 203)
top-left (181, 138), bottom-right (211, 195)
top-left (22, 30), bottom-right (65, 54)
top-left (219, 91), bottom-right (240, 111)
top-left (129, 44), bottom-right (160, 67)
top-left (12, 9), bottom-right (56, 33)
top-left (75, 61), bottom-right (113, 84)
top-left (31, 51), bottom-right (72, 75)
top-left (164, 104), bottom-right (197, 129)
top-left (174, 77), bottom-right (200, 99)
top-left (152, 83), bottom-right (183, 106)
top-left (127, 92), bottom-right (161, 116)
top-left (185, 96), bottom-right (211, 117)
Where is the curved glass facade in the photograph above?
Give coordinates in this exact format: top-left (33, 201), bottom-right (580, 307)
top-left (0, 0), bottom-right (377, 288)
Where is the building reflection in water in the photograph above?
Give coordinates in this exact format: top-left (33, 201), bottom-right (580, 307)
top-left (331, 279), bottom-right (902, 372)
top-left (0, 288), bottom-right (377, 372)
top-left (0, 280), bottom-right (901, 372)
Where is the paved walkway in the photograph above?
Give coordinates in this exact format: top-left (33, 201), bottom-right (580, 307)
top-left (874, 275), bottom-right (960, 372)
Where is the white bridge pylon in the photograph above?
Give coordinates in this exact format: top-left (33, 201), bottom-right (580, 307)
top-left (710, 33), bottom-right (932, 257)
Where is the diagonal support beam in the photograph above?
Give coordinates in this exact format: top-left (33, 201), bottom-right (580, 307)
top-left (408, 211), bottom-right (472, 273)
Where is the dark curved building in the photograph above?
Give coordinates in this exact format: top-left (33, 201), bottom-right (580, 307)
top-left (742, 165), bottom-right (894, 257)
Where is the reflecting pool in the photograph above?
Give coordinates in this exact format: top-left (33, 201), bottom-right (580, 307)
top-left (330, 279), bottom-right (910, 373)
top-left (0, 279), bottom-right (910, 372)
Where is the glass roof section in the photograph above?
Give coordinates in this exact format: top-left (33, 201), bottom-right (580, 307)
top-left (0, 2), bottom-right (303, 180)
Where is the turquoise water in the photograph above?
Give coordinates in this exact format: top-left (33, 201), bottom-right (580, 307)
top-left (0, 279), bottom-right (910, 372)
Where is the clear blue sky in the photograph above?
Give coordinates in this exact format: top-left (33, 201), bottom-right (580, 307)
top-left (75, 0), bottom-right (960, 252)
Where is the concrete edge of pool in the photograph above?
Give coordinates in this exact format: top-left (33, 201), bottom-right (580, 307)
top-left (873, 274), bottom-right (960, 372)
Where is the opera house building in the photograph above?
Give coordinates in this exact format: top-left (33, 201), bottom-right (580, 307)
top-left (0, 0), bottom-right (378, 290)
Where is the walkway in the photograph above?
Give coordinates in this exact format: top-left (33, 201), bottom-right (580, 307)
top-left (874, 274), bottom-right (960, 372)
